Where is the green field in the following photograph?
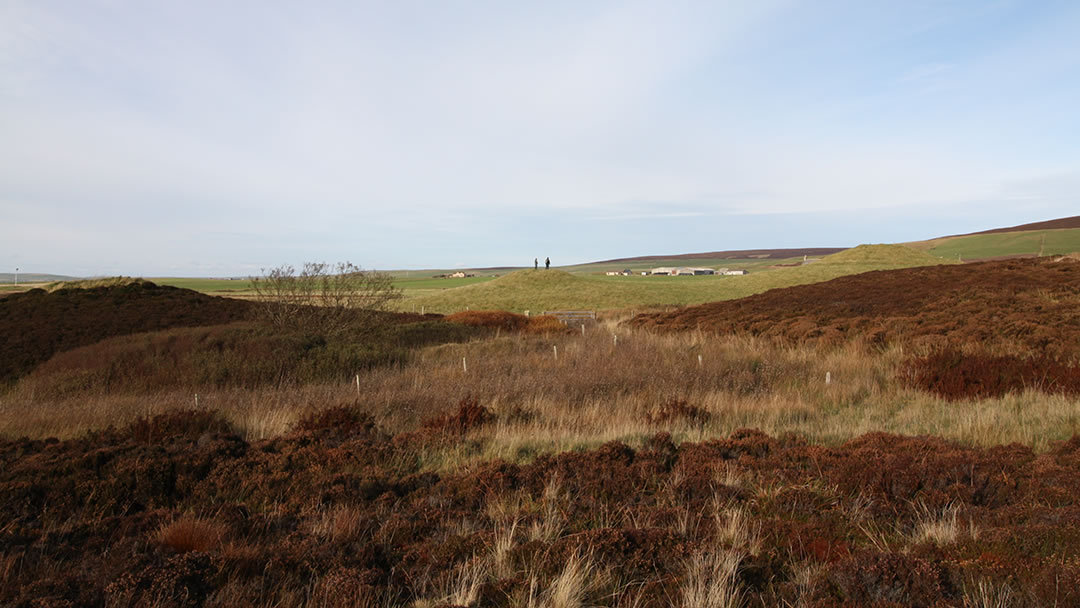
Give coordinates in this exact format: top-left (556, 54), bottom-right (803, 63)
top-left (150, 277), bottom-right (256, 292)
top-left (399, 244), bottom-right (954, 313)
top-left (912, 227), bottom-right (1080, 260)
top-left (556, 256), bottom-right (804, 276)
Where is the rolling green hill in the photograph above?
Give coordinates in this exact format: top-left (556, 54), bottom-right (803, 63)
top-left (400, 244), bottom-right (953, 313)
top-left (911, 228), bottom-right (1080, 261)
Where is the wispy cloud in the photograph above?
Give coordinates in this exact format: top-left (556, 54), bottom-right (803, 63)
top-left (1, 1), bottom-right (1078, 274)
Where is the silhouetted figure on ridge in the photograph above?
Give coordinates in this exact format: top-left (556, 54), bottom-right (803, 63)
top-left (545, 257), bottom-right (550, 270)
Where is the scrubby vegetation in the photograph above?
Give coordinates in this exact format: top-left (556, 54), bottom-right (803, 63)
top-left (5, 407), bottom-right (1080, 606)
top-left (2, 258), bottom-right (1080, 605)
top-left (0, 281), bottom-right (251, 386)
top-left (629, 256), bottom-right (1080, 355)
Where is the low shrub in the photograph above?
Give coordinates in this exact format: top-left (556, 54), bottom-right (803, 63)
top-left (422, 397), bottom-right (495, 434)
top-left (446, 310), bottom-right (530, 332)
top-left (903, 349), bottom-right (1080, 400)
top-left (129, 410), bottom-right (233, 443)
top-left (525, 315), bottom-right (572, 334)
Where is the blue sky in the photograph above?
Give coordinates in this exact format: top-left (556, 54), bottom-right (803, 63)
top-left (2, 1), bottom-right (1078, 276)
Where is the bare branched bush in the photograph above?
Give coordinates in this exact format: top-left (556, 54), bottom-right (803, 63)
top-left (250, 261), bottom-right (400, 336)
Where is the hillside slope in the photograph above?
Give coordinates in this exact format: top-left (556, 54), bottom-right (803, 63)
top-left (0, 281), bottom-right (252, 384)
top-left (627, 256), bottom-right (1080, 355)
top-left (941, 215), bottom-right (1080, 238)
top-left (403, 245), bottom-right (953, 313)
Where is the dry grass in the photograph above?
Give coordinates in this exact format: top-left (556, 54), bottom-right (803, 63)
top-left (529, 550), bottom-right (601, 608)
top-left (679, 549), bottom-right (744, 608)
top-left (441, 559), bottom-right (488, 607)
top-left (3, 321), bottom-right (1078, 467)
top-left (154, 515), bottom-right (227, 554)
top-left (962, 578), bottom-right (1014, 608)
top-left (911, 502), bottom-right (975, 547)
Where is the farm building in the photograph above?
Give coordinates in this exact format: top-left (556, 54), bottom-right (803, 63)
top-left (722, 269), bottom-right (748, 276)
top-left (650, 267), bottom-right (715, 276)
top-left (606, 269), bottom-right (634, 276)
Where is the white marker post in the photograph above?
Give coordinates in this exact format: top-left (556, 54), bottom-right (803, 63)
top-left (553, 345), bottom-right (558, 360)
top-left (698, 354), bottom-right (703, 368)
top-left (355, 374), bottom-right (360, 396)
top-left (581, 324), bottom-right (585, 336)
top-left (462, 357), bottom-right (468, 373)
top-left (826, 371), bottom-right (831, 385)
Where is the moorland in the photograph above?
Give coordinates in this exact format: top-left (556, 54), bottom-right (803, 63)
top-left (2, 221), bottom-right (1080, 607)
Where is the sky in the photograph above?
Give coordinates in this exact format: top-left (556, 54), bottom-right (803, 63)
top-left (2, 0), bottom-right (1079, 276)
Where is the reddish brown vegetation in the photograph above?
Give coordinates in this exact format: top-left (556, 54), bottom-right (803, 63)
top-left (643, 398), bottom-right (711, 426)
top-left (596, 247), bottom-right (846, 264)
top-left (4, 410), bottom-right (1080, 606)
top-left (446, 310), bottom-right (530, 331)
top-left (941, 214), bottom-right (1080, 238)
top-left (0, 282), bottom-right (252, 385)
top-left (421, 397), bottom-right (495, 434)
top-left (903, 349), bottom-right (1080, 400)
top-left (446, 310), bottom-right (571, 335)
top-left (628, 257), bottom-right (1080, 357)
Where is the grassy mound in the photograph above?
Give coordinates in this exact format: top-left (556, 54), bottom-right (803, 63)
top-left (819, 243), bottom-right (953, 267)
top-left (42, 276), bottom-right (147, 291)
top-left (14, 320), bottom-right (486, 398)
top-left (0, 282), bottom-right (252, 385)
top-left (404, 248), bottom-right (960, 314)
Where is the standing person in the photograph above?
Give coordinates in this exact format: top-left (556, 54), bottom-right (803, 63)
top-left (545, 257), bottom-right (550, 270)
top-left (534, 258), bottom-right (538, 270)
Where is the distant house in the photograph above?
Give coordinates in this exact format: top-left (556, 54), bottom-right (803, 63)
top-left (722, 269), bottom-right (748, 276)
top-left (621, 269), bottom-right (633, 276)
top-left (605, 271), bottom-right (620, 276)
top-left (448, 271), bottom-right (475, 278)
top-left (650, 267), bottom-right (675, 275)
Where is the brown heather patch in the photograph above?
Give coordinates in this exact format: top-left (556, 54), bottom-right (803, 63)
top-left (0, 281), bottom-right (251, 385)
top-left (446, 310), bottom-right (530, 331)
top-left (627, 256), bottom-right (1080, 358)
top-left (2, 423), bottom-right (1080, 605)
top-left (902, 349), bottom-right (1080, 401)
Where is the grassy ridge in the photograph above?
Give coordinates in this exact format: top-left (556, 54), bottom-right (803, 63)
top-left (912, 227), bottom-right (1080, 260)
top-left (402, 244), bottom-right (953, 313)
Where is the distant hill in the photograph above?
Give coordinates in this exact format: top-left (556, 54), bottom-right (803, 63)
top-left (0, 273), bottom-right (75, 284)
top-left (910, 217), bottom-right (1080, 262)
top-left (594, 248), bottom-right (845, 264)
top-left (938, 215), bottom-right (1080, 239)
